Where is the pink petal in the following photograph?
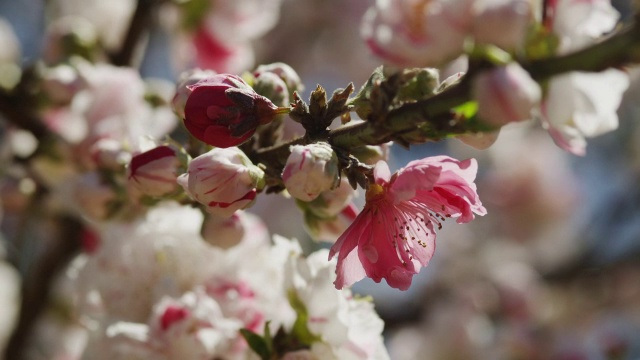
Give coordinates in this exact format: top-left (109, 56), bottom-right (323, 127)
top-left (373, 160), bottom-right (391, 184)
top-left (391, 160), bottom-right (442, 202)
top-left (330, 213), bottom-right (370, 289)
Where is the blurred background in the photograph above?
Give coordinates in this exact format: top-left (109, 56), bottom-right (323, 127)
top-left (1, 0), bottom-right (640, 359)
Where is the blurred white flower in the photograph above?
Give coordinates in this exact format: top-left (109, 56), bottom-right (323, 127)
top-left (0, 17), bottom-right (20, 63)
top-left (541, 0), bottom-right (628, 155)
top-left (547, 0), bottom-right (619, 53)
top-left (285, 249), bottom-right (389, 360)
top-left (542, 69), bottom-right (629, 155)
top-left (202, 0), bottom-right (283, 44)
top-left (76, 202), bottom-right (215, 322)
top-left (361, 0), bottom-right (471, 68)
top-left (48, 0), bottom-right (135, 51)
top-left (0, 259), bottom-right (20, 355)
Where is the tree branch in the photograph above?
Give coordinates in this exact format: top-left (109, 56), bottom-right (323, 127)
top-left (109, 0), bottom-right (162, 67)
top-left (253, 19), bottom-right (640, 178)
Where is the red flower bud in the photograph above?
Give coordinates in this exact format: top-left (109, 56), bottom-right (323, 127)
top-left (127, 145), bottom-right (180, 197)
top-left (184, 74), bottom-right (280, 148)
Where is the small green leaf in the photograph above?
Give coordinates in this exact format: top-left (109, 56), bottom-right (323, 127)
top-left (179, 0), bottom-right (211, 31)
top-left (453, 101), bottom-right (478, 119)
top-left (524, 24), bottom-right (560, 60)
top-left (287, 290), bottom-right (322, 346)
top-left (240, 328), bottom-right (272, 360)
top-left (469, 44), bottom-right (512, 65)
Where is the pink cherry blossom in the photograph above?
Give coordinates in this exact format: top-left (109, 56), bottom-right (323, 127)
top-left (329, 156), bottom-right (486, 290)
top-left (361, 0), bottom-right (472, 68)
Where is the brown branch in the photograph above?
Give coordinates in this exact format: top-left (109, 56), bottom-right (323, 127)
top-left (108, 0), bottom-right (163, 67)
top-left (4, 216), bottom-right (83, 360)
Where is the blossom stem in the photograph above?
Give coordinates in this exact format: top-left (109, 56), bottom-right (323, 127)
top-left (274, 107), bottom-right (292, 115)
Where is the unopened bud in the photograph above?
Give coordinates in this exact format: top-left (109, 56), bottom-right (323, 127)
top-left (254, 62), bottom-right (304, 96)
top-left (172, 68), bottom-right (217, 119)
top-left (282, 143), bottom-right (340, 202)
top-left (178, 147), bottom-right (264, 217)
top-left (253, 72), bottom-right (289, 107)
top-left (473, 63), bottom-right (541, 126)
top-left (127, 145), bottom-right (181, 197)
top-left (183, 74), bottom-right (282, 148)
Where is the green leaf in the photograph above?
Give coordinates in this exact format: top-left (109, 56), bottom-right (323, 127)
top-left (453, 101), bottom-right (478, 120)
top-left (179, 0), bottom-right (211, 31)
top-left (240, 328), bottom-right (272, 360)
top-left (469, 44), bottom-right (512, 65)
top-left (524, 24), bottom-right (560, 60)
top-left (287, 290), bottom-right (322, 346)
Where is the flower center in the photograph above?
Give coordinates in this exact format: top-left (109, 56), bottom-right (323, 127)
top-left (366, 183), bottom-right (386, 202)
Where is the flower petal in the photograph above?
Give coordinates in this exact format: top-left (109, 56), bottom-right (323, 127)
top-left (330, 213), bottom-right (370, 289)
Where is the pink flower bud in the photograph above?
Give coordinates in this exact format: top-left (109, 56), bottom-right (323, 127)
top-left (253, 72), bottom-right (289, 107)
top-left (172, 68), bottom-right (217, 119)
top-left (473, 63), bottom-right (541, 127)
top-left (127, 145), bottom-right (180, 197)
top-left (282, 143), bottom-right (340, 202)
top-left (177, 147), bottom-right (264, 217)
top-left (472, 0), bottom-right (532, 50)
top-left (183, 73), bottom-right (280, 148)
top-left (254, 62), bottom-right (304, 95)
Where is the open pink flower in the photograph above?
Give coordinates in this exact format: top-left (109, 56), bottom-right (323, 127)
top-left (329, 156), bottom-right (486, 290)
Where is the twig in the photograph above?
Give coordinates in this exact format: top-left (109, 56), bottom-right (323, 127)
top-left (109, 0), bottom-right (162, 67)
top-left (4, 216), bottom-right (83, 360)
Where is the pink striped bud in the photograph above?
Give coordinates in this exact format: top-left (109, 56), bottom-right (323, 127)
top-left (127, 145), bottom-right (180, 197)
top-left (177, 147), bottom-right (264, 217)
top-left (473, 63), bottom-right (541, 127)
top-left (282, 143), bottom-right (340, 202)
